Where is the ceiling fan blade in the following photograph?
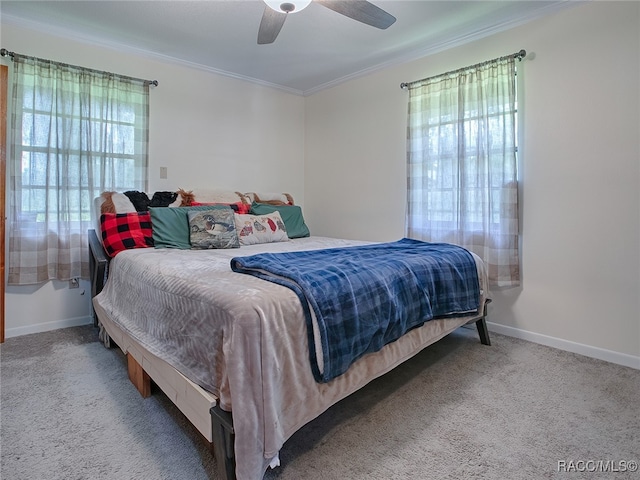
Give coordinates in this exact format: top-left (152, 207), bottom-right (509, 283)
top-left (258, 6), bottom-right (287, 44)
top-left (316, 1), bottom-right (396, 29)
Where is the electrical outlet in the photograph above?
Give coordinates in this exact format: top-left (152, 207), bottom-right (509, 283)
top-left (69, 278), bottom-right (79, 289)
top-left (160, 166), bottom-right (168, 179)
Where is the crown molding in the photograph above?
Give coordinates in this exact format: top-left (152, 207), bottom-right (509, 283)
top-left (302, 1), bottom-right (578, 96)
top-left (0, 13), bottom-right (304, 96)
top-left (2, 1), bottom-right (578, 98)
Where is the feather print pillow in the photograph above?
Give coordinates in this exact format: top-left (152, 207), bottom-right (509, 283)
top-left (234, 212), bottom-right (289, 245)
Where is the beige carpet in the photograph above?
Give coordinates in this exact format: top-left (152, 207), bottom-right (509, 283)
top-left (1, 325), bottom-right (638, 480)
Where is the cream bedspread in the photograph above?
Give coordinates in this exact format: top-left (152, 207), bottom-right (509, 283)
top-left (93, 236), bottom-right (489, 480)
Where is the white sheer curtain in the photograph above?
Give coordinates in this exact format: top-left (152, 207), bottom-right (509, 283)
top-left (406, 55), bottom-right (520, 287)
top-left (8, 55), bottom-right (149, 285)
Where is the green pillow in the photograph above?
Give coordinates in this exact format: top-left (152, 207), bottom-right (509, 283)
top-left (149, 205), bottom-right (231, 249)
top-left (250, 202), bottom-right (310, 238)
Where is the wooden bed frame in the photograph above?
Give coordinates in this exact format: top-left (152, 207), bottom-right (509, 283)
top-left (89, 228), bottom-right (491, 480)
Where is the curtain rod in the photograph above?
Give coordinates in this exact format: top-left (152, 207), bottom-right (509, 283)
top-left (0, 48), bottom-right (158, 87)
top-left (400, 49), bottom-right (526, 90)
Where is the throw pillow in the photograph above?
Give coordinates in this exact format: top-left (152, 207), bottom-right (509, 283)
top-left (149, 191), bottom-right (179, 207)
top-left (123, 190), bottom-right (151, 211)
top-left (100, 212), bottom-right (154, 257)
top-left (188, 208), bottom-right (240, 249)
top-left (250, 202), bottom-right (310, 238)
top-left (190, 201), bottom-right (251, 214)
top-left (234, 212), bottom-right (289, 245)
top-left (149, 205), bottom-right (230, 249)
top-left (100, 191), bottom-right (137, 214)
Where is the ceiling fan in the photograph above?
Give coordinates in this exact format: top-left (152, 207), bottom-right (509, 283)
top-left (258, 0), bottom-right (396, 44)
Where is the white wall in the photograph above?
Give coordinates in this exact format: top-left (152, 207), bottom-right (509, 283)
top-left (1, 22), bottom-right (305, 337)
top-left (3, 3), bottom-right (639, 368)
top-left (305, 1), bottom-right (640, 365)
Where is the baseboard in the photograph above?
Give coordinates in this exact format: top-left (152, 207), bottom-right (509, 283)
top-left (5, 317), bottom-right (638, 371)
top-left (487, 321), bottom-right (640, 370)
top-left (5, 316), bottom-right (93, 339)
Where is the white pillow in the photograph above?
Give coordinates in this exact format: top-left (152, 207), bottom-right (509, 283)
top-left (244, 192), bottom-right (292, 204)
top-left (111, 192), bottom-right (137, 212)
top-left (191, 189), bottom-right (244, 204)
top-left (234, 212), bottom-right (289, 245)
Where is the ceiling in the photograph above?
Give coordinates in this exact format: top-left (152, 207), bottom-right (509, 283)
top-left (0, 0), bottom-right (572, 95)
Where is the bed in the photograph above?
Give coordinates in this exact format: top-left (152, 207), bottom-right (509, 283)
top-left (89, 193), bottom-right (491, 480)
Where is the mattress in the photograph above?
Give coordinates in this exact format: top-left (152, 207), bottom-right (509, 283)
top-left (93, 236), bottom-right (489, 480)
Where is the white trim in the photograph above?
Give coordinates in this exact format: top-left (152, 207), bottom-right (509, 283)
top-left (487, 322), bottom-right (640, 370)
top-left (0, 14), bottom-right (304, 97)
top-left (2, 2), bottom-right (577, 98)
top-left (5, 316), bottom-right (638, 371)
top-left (302, 1), bottom-right (578, 95)
top-left (5, 316), bottom-right (92, 339)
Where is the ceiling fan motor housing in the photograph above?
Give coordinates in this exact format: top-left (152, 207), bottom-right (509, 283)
top-left (264, 0), bottom-right (312, 14)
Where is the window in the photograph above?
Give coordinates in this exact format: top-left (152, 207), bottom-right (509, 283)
top-left (8, 55), bottom-right (149, 285)
top-left (406, 55), bottom-right (520, 287)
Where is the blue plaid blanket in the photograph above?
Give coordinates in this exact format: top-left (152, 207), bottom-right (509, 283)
top-left (230, 238), bottom-right (480, 383)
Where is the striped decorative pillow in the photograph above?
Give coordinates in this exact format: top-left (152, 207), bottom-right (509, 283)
top-left (100, 212), bottom-right (154, 257)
